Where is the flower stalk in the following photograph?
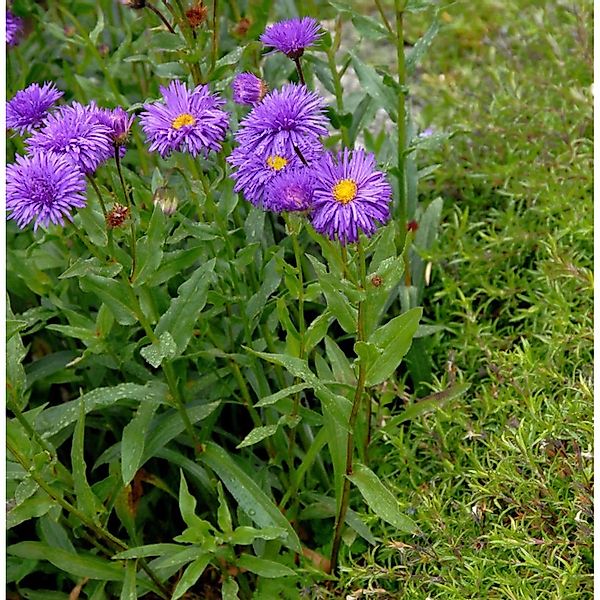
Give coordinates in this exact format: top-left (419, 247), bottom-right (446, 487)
top-left (395, 0), bottom-right (408, 242)
top-left (330, 239), bottom-right (368, 573)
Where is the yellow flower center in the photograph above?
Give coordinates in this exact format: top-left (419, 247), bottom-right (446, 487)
top-left (266, 155), bottom-right (288, 171)
top-left (172, 113), bottom-right (196, 130)
top-left (333, 178), bottom-right (358, 204)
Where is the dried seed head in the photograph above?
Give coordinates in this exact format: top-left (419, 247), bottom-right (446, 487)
top-left (106, 203), bottom-right (130, 228)
top-left (233, 17), bottom-right (251, 37)
top-left (186, 2), bottom-right (208, 28)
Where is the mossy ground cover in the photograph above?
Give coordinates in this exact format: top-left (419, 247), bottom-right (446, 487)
top-left (331, 1), bottom-right (593, 598)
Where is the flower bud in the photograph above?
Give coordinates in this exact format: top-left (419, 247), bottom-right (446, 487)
top-left (153, 186), bottom-right (178, 216)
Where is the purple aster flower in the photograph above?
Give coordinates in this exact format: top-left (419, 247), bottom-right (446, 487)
top-left (233, 83), bottom-right (328, 160)
top-left (94, 106), bottom-right (135, 147)
top-left (26, 102), bottom-right (115, 174)
top-left (310, 149), bottom-right (392, 245)
top-left (263, 167), bottom-right (315, 213)
top-left (260, 17), bottom-right (321, 59)
top-left (6, 9), bottom-right (24, 47)
top-left (228, 144), bottom-right (321, 208)
top-left (232, 73), bottom-right (268, 106)
top-left (139, 80), bottom-right (229, 158)
top-left (7, 82), bottom-right (64, 135)
top-left (7, 153), bottom-right (87, 230)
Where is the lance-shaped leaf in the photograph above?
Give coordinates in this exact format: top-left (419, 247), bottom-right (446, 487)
top-left (364, 307), bottom-right (422, 385)
top-left (154, 258), bottom-right (216, 355)
top-left (348, 463), bottom-right (417, 533)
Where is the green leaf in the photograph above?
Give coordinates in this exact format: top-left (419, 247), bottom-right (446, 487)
top-left (154, 258), bottom-right (216, 354)
top-left (35, 382), bottom-right (167, 437)
top-left (139, 331), bottom-right (177, 368)
top-left (121, 401), bottom-right (158, 485)
top-left (7, 302), bottom-right (27, 410)
top-left (113, 544), bottom-right (187, 560)
top-left (89, 6), bottom-right (104, 45)
top-left (142, 402), bottom-right (220, 462)
top-left (60, 256), bottom-right (121, 280)
top-left (246, 351), bottom-right (319, 388)
top-left (349, 52), bottom-right (397, 121)
top-left (236, 423), bottom-right (279, 449)
top-left (179, 471), bottom-right (212, 533)
top-left (120, 560), bottom-right (138, 600)
top-left (217, 481), bottom-right (233, 534)
top-left (7, 492), bottom-right (54, 529)
top-left (304, 311), bottom-right (333, 352)
top-left (149, 31), bottom-right (186, 51)
top-left (7, 542), bottom-right (124, 580)
top-left (246, 251), bottom-right (283, 322)
top-left (308, 256), bottom-right (357, 334)
top-left (229, 526), bottom-right (286, 545)
top-left (254, 383), bottom-right (311, 408)
top-left (348, 463), bottom-right (417, 533)
top-left (79, 274), bottom-right (137, 325)
top-left (387, 383), bottom-right (470, 428)
top-left (222, 577), bottom-right (240, 600)
top-left (324, 336), bottom-right (355, 384)
top-left (77, 204), bottom-right (107, 248)
top-left (72, 400), bottom-right (104, 521)
top-left (366, 307), bottom-right (422, 385)
top-left (171, 555), bottom-right (211, 600)
top-left (199, 443), bottom-right (301, 552)
top-left (6, 319), bottom-right (27, 341)
top-left (134, 205), bottom-right (166, 286)
top-left (406, 18), bottom-right (440, 74)
top-left (236, 555), bottom-right (296, 578)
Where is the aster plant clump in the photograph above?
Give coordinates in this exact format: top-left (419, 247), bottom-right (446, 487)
top-left (6, 4), bottom-right (448, 598)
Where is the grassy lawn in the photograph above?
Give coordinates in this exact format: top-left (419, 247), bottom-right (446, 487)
top-left (335, 1), bottom-right (593, 598)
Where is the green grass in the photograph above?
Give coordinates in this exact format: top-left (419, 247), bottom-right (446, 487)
top-left (332, 1), bottom-right (593, 597)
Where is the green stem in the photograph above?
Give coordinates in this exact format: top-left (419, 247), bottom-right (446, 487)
top-left (395, 0), bottom-right (408, 243)
top-left (228, 359), bottom-right (262, 428)
top-left (87, 173), bottom-right (117, 261)
top-left (146, 2), bottom-right (176, 33)
top-left (7, 439), bottom-right (170, 599)
top-left (7, 400), bottom-right (74, 486)
top-left (327, 47), bottom-right (351, 147)
top-left (375, 0), bottom-right (394, 34)
top-left (69, 218), bottom-right (106, 263)
top-left (114, 148), bottom-right (137, 280)
top-left (293, 57), bottom-right (306, 85)
top-left (172, 0), bottom-right (203, 84)
top-left (287, 228), bottom-right (305, 466)
top-left (210, 0), bottom-right (219, 72)
top-left (86, 174), bottom-right (108, 218)
top-left (330, 239), bottom-right (368, 573)
top-left (122, 278), bottom-right (200, 450)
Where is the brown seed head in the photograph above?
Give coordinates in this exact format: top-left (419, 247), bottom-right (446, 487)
top-left (233, 17), bottom-right (251, 37)
top-left (106, 203), bottom-right (130, 228)
top-left (186, 2), bottom-right (208, 28)
top-left (371, 275), bottom-right (383, 287)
